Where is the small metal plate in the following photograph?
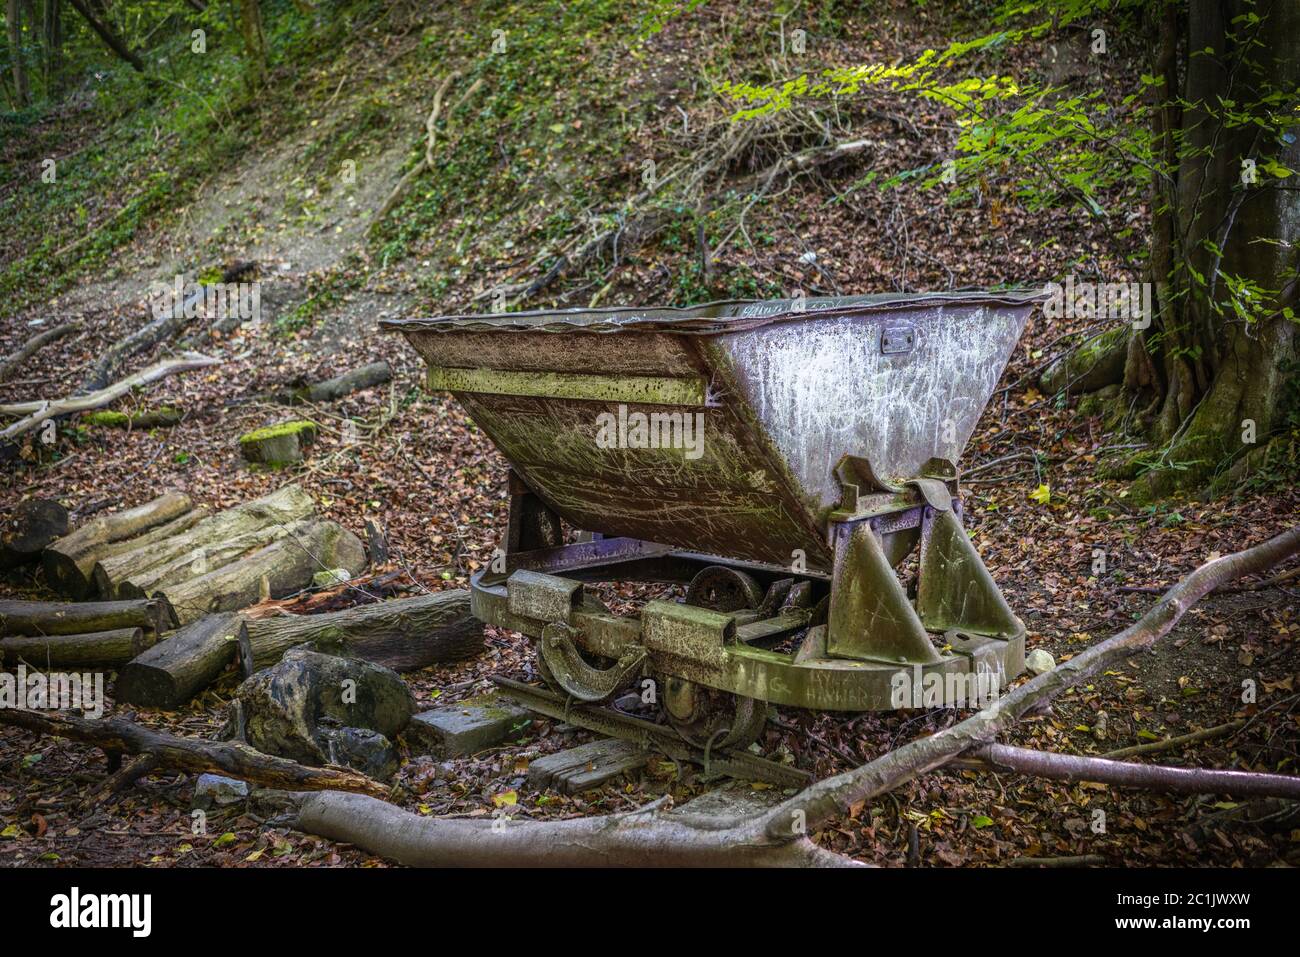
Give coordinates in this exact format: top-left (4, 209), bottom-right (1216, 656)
top-left (881, 324), bottom-right (917, 355)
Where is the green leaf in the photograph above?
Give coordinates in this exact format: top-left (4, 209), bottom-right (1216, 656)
top-left (971, 815), bottom-right (995, 829)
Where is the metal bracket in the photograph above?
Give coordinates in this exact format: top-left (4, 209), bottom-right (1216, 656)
top-left (826, 520), bottom-right (942, 665)
top-left (916, 509), bottom-right (1023, 640)
top-left (539, 622), bottom-right (646, 702)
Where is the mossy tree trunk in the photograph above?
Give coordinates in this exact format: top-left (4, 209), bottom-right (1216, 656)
top-left (1116, 0), bottom-right (1299, 499)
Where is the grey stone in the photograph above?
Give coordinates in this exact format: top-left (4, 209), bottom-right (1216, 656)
top-left (312, 567), bottom-right (353, 588)
top-left (1025, 648), bottom-right (1056, 675)
top-left (406, 694), bottom-right (533, 757)
top-left (194, 773), bottom-right (249, 809)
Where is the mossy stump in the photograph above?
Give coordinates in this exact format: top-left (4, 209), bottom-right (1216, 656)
top-left (239, 420), bottom-right (318, 467)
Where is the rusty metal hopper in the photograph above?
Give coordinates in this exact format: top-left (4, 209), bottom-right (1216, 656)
top-left (381, 291), bottom-right (1040, 573)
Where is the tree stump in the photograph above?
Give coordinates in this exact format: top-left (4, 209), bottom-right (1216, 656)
top-left (230, 647), bottom-right (415, 780)
top-left (238, 421), bottom-right (318, 467)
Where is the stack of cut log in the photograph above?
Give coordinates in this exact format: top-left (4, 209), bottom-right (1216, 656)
top-left (114, 589), bottom-right (484, 709)
top-left (0, 597), bottom-right (178, 669)
top-left (42, 485), bottom-right (366, 625)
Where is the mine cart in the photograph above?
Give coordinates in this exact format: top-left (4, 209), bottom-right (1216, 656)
top-left (383, 290), bottom-right (1043, 751)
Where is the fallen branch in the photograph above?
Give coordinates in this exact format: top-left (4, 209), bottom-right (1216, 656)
top-left (1101, 719), bottom-right (1245, 760)
top-left (957, 742), bottom-right (1300, 800)
top-left (0, 708), bottom-right (389, 799)
top-left (277, 524), bottom-right (1300, 866)
top-left (0, 322), bottom-right (81, 383)
top-left (79, 261), bottom-right (253, 392)
top-left (1, 353), bottom-right (221, 444)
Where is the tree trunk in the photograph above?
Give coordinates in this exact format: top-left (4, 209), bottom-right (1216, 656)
top-left (115, 612), bottom-right (251, 708)
top-left (112, 518), bottom-right (303, 600)
top-left (0, 320), bottom-right (79, 383)
top-left (245, 589), bottom-right (483, 672)
top-left (6, 0), bottom-right (28, 106)
top-left (42, 491), bottom-right (193, 598)
top-left (40, 0), bottom-right (59, 94)
top-left (92, 484), bottom-right (314, 598)
top-left (1114, 0), bottom-right (1300, 499)
top-left (237, 0), bottom-right (267, 90)
top-left (0, 627), bottom-right (153, 669)
top-left (0, 597), bottom-right (176, 635)
top-left (959, 743), bottom-right (1300, 800)
top-left (161, 519), bottom-right (366, 625)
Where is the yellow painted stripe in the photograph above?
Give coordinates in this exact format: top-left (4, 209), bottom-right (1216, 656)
top-left (426, 367), bottom-right (708, 406)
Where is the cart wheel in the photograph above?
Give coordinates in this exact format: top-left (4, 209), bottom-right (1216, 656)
top-left (685, 565), bottom-right (763, 613)
top-left (662, 676), bottom-right (767, 750)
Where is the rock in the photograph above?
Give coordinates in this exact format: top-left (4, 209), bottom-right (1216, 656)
top-left (194, 773), bottom-right (249, 809)
top-left (1025, 648), bottom-right (1056, 675)
top-left (312, 567), bottom-right (353, 588)
top-left (526, 738), bottom-right (649, 794)
top-left (231, 647), bottom-right (415, 780)
top-left (406, 693), bottom-right (532, 757)
top-left (238, 420), bottom-right (318, 467)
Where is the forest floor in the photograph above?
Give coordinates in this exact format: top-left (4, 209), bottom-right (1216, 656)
top-left (0, 0), bottom-right (1297, 867)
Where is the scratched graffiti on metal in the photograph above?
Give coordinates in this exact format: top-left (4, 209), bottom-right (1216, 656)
top-left (717, 303), bottom-right (1030, 509)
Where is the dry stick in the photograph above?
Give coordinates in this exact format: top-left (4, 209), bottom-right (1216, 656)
top-left (0, 708), bottom-right (389, 799)
top-left (957, 742), bottom-right (1300, 800)
top-left (0, 353), bottom-right (220, 443)
top-left (1101, 719), bottom-right (1246, 760)
top-left (278, 525), bottom-right (1300, 867)
top-left (0, 322), bottom-right (81, 383)
top-left (765, 524), bottom-right (1300, 841)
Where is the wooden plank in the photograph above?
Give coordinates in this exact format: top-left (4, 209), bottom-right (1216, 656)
top-left (526, 738), bottom-right (649, 794)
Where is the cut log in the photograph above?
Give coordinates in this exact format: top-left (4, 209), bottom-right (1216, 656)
top-left (246, 589), bottom-right (483, 672)
top-left (116, 612), bottom-right (252, 709)
top-left (82, 406), bottom-right (183, 429)
top-left (0, 498), bottom-right (68, 569)
top-left (0, 707), bottom-right (388, 798)
top-left (238, 420), bottom-right (318, 467)
top-left (0, 627), bottom-right (153, 669)
top-left (279, 361), bottom-right (392, 404)
top-left (114, 520), bottom-right (305, 600)
top-left (0, 597), bottom-right (178, 636)
top-left (45, 508), bottom-right (208, 599)
top-left (42, 491), bottom-right (193, 598)
top-left (162, 519), bottom-right (366, 625)
top-left (91, 484), bottom-right (315, 599)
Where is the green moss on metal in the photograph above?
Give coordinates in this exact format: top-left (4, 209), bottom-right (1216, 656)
top-left (427, 366), bottom-right (708, 406)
